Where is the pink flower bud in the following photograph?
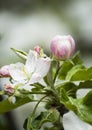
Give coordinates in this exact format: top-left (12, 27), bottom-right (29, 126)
top-left (4, 84), bottom-right (14, 95)
top-left (0, 65), bottom-right (10, 77)
top-left (34, 45), bottom-right (41, 55)
top-left (50, 35), bottom-right (75, 60)
top-left (34, 45), bottom-right (47, 58)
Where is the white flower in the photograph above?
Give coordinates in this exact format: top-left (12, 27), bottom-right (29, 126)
top-left (63, 111), bottom-right (92, 130)
top-left (9, 50), bottom-right (51, 90)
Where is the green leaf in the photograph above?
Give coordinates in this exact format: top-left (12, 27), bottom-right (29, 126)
top-left (56, 82), bottom-right (77, 96)
top-left (66, 64), bottom-right (85, 81)
top-left (66, 80), bottom-right (92, 94)
top-left (60, 88), bottom-right (69, 103)
top-left (44, 75), bottom-right (50, 86)
top-left (33, 110), bottom-right (58, 128)
top-left (72, 51), bottom-right (83, 65)
top-left (58, 52), bottom-right (83, 80)
top-left (44, 69), bottom-right (53, 86)
top-left (11, 48), bottom-right (27, 59)
top-left (0, 95), bottom-right (33, 114)
top-left (44, 61), bottom-right (57, 86)
top-left (63, 90), bottom-right (92, 125)
top-left (44, 126), bottom-right (59, 130)
top-left (24, 109), bottom-right (59, 130)
top-left (82, 90), bottom-right (92, 106)
top-left (57, 80), bottom-right (92, 98)
top-left (66, 66), bottom-right (92, 81)
top-left (78, 80), bottom-right (92, 89)
top-left (58, 60), bottom-right (73, 80)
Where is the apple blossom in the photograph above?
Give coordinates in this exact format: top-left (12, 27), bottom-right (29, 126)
top-left (8, 49), bottom-right (51, 90)
top-left (0, 65), bottom-right (10, 77)
top-left (50, 35), bottom-right (75, 60)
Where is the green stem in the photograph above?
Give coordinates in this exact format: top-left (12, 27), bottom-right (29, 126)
top-left (53, 61), bottom-right (60, 84)
top-left (53, 61), bottom-right (64, 84)
top-left (27, 95), bottom-right (47, 130)
top-left (29, 91), bottom-right (46, 95)
top-left (31, 95), bottom-right (47, 117)
top-left (19, 90), bottom-right (46, 95)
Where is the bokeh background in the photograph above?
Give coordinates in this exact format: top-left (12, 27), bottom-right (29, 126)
top-left (0, 0), bottom-right (92, 130)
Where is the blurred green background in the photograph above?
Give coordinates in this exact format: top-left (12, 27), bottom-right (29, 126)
top-left (0, 0), bottom-right (92, 130)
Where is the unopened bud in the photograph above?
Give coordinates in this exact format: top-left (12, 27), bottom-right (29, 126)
top-left (0, 65), bottom-right (10, 77)
top-left (34, 45), bottom-right (47, 58)
top-left (4, 84), bottom-right (14, 95)
top-left (34, 45), bottom-right (41, 55)
top-left (50, 35), bottom-right (75, 60)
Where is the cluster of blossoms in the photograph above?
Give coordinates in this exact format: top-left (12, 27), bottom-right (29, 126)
top-left (0, 46), bottom-right (51, 96)
top-left (0, 35), bottom-right (75, 97)
top-left (1, 35), bottom-right (92, 130)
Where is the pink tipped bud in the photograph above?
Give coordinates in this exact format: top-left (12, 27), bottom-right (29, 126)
top-left (34, 45), bottom-right (47, 58)
top-left (34, 45), bottom-right (42, 55)
top-left (0, 65), bottom-right (10, 77)
top-left (50, 35), bottom-right (75, 60)
top-left (4, 84), bottom-right (14, 95)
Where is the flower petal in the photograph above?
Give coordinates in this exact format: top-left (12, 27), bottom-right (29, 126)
top-left (18, 84), bottom-right (34, 91)
top-left (63, 111), bottom-right (92, 130)
top-left (29, 73), bottom-right (41, 84)
top-left (35, 57), bottom-right (51, 78)
top-left (9, 62), bottom-right (27, 82)
top-left (25, 50), bottom-right (37, 74)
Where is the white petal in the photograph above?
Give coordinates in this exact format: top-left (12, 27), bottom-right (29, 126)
top-left (9, 62), bottom-right (27, 82)
top-left (19, 84), bottom-right (34, 91)
top-left (25, 50), bottom-right (37, 74)
top-left (29, 73), bottom-right (41, 84)
top-left (35, 57), bottom-right (51, 78)
top-left (63, 111), bottom-right (92, 130)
